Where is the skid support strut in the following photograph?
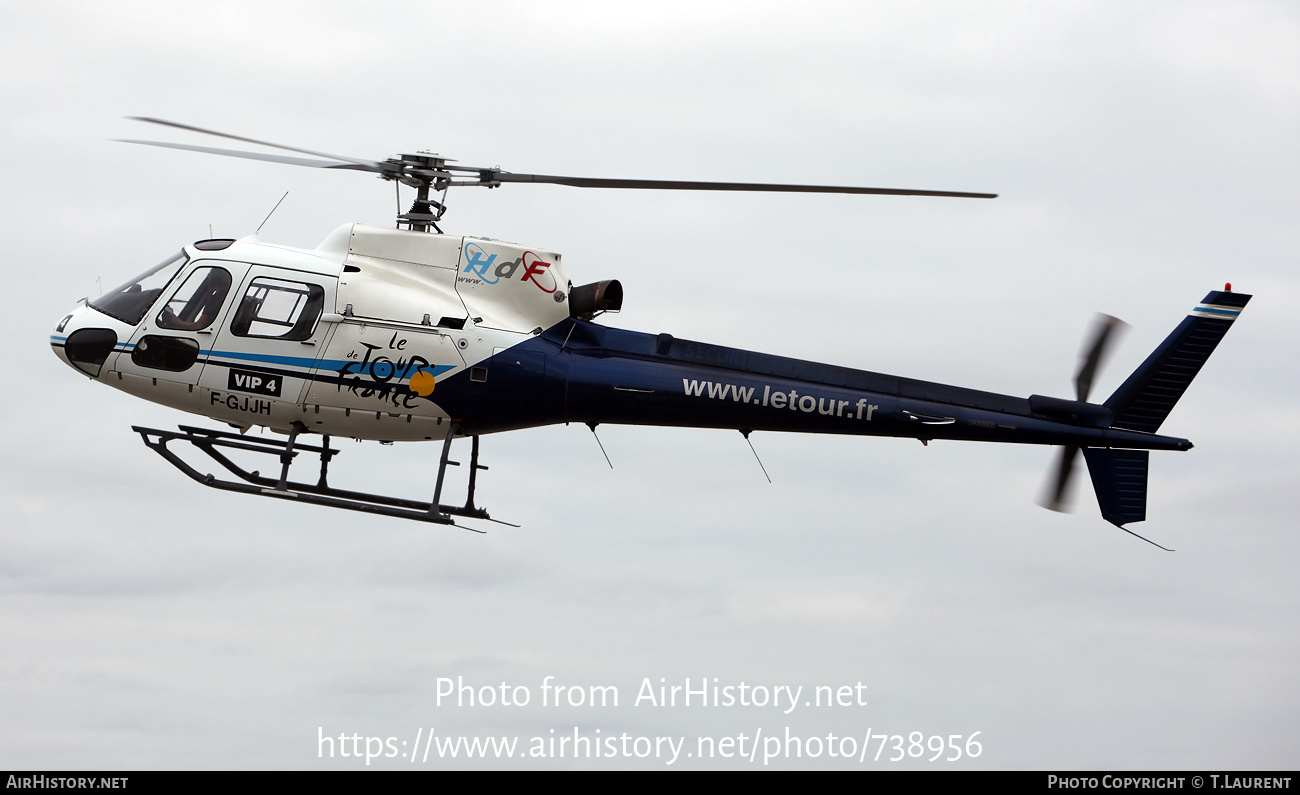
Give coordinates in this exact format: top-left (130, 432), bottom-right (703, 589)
top-left (427, 424), bottom-right (491, 523)
top-left (132, 424), bottom-right (504, 528)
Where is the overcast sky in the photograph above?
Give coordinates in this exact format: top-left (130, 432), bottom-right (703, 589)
top-left (2, 0), bottom-right (1297, 770)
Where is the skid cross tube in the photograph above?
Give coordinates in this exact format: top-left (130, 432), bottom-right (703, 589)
top-left (132, 425), bottom-right (498, 527)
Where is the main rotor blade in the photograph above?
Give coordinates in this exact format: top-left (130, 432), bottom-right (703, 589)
top-left (492, 172), bottom-right (996, 198)
top-left (1074, 314), bottom-right (1127, 403)
top-left (116, 139), bottom-right (374, 171)
top-left (127, 116), bottom-right (386, 171)
top-left (1040, 444), bottom-right (1081, 513)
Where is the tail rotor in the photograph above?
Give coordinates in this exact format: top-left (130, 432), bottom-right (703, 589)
top-left (1039, 314), bottom-right (1127, 512)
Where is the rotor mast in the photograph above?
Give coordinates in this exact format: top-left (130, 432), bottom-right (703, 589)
top-left (392, 153), bottom-right (452, 233)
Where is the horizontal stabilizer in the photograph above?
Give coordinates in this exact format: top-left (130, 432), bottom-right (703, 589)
top-left (1104, 290), bottom-right (1250, 433)
top-left (1083, 448), bottom-right (1149, 527)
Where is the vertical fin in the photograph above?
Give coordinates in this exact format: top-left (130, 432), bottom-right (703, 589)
top-left (1082, 448), bottom-right (1149, 527)
top-left (1104, 289), bottom-right (1250, 433)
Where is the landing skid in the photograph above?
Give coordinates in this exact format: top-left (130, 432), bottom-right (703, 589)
top-left (132, 423), bottom-right (512, 530)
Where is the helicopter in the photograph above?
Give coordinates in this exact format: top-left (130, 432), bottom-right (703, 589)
top-left (49, 118), bottom-right (1249, 547)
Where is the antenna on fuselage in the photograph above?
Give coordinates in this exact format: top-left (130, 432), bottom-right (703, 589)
top-left (256, 191), bottom-right (289, 234)
top-left (740, 429), bottom-right (772, 484)
top-left (586, 423), bottom-right (613, 469)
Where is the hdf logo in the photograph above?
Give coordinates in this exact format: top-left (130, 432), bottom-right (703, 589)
top-left (463, 242), bottom-right (557, 293)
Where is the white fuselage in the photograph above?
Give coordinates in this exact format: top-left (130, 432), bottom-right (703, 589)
top-left (51, 224), bottom-right (574, 441)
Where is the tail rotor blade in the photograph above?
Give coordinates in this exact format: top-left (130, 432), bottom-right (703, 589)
top-left (1074, 314), bottom-right (1127, 403)
top-left (1040, 444), bottom-right (1080, 513)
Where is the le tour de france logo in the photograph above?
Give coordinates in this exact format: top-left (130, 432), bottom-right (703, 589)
top-left (462, 241), bottom-right (558, 294)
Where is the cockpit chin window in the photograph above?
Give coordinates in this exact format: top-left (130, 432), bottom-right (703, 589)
top-left (89, 251), bottom-right (188, 325)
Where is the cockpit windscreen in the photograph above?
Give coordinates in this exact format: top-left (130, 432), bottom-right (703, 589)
top-left (89, 251), bottom-right (188, 325)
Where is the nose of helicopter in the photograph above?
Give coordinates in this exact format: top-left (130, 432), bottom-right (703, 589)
top-left (51, 304), bottom-right (125, 379)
